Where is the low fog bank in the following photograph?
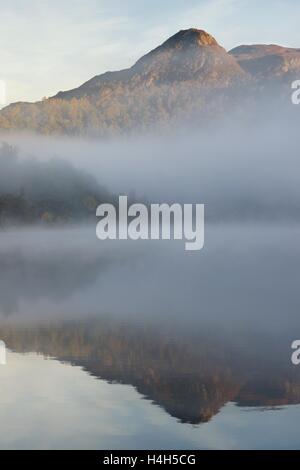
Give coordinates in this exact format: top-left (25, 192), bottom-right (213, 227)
top-left (1, 111), bottom-right (300, 223)
top-left (0, 223), bottom-right (299, 341)
top-left (0, 113), bottom-right (299, 333)
top-left (0, 143), bottom-right (115, 226)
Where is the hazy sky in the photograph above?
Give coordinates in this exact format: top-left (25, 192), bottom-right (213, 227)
top-left (1, 0), bottom-right (300, 105)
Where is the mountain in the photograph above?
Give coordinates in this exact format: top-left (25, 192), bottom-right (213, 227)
top-left (55, 29), bottom-right (246, 101)
top-left (0, 28), bottom-right (298, 137)
top-left (230, 44), bottom-right (300, 79)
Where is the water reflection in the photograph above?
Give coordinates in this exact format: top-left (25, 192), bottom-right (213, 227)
top-left (0, 224), bottom-right (299, 448)
top-left (1, 318), bottom-right (300, 425)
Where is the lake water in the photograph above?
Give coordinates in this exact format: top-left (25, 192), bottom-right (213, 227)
top-left (0, 223), bottom-right (299, 449)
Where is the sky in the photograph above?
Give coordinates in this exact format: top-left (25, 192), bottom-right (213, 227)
top-left (0, 0), bottom-right (300, 105)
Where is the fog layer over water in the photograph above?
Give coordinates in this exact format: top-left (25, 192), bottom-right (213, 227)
top-left (0, 223), bottom-right (298, 338)
top-left (0, 115), bottom-right (300, 449)
top-left (4, 115), bottom-right (300, 222)
top-left (0, 116), bottom-right (299, 332)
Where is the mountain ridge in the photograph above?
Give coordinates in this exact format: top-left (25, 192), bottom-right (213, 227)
top-left (229, 43), bottom-right (300, 78)
top-left (0, 28), bottom-right (299, 136)
top-left (53, 28), bottom-right (246, 101)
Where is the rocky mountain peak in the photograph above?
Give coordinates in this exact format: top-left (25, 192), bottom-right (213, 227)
top-left (158, 28), bottom-right (219, 50)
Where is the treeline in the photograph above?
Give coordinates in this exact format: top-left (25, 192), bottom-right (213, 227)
top-left (0, 79), bottom-right (293, 138)
top-left (0, 142), bottom-right (114, 226)
top-left (0, 82), bottom-right (259, 137)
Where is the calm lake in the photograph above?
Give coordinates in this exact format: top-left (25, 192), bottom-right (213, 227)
top-left (0, 223), bottom-right (299, 449)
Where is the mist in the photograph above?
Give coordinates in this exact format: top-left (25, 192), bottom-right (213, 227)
top-left (0, 109), bottom-right (299, 341)
top-left (0, 101), bottom-right (299, 448)
top-left (1, 107), bottom-right (300, 223)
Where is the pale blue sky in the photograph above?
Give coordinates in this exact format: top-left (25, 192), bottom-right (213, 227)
top-left (1, 0), bottom-right (300, 104)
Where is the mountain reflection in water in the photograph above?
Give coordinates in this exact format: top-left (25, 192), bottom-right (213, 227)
top-left (0, 224), bottom-right (299, 448)
top-left (1, 318), bottom-right (300, 425)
